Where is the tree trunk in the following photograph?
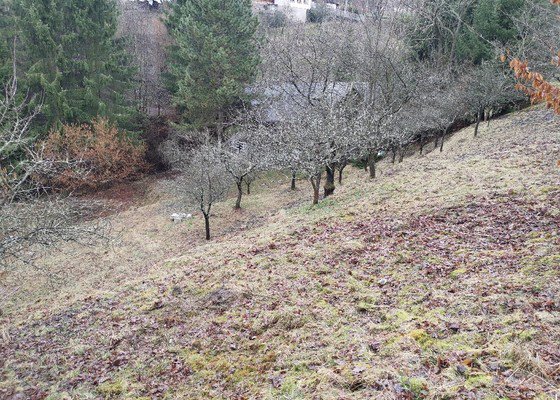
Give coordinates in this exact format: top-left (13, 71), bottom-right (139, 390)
top-left (363, 158), bottom-right (368, 172)
top-left (338, 161), bottom-right (347, 184)
top-left (310, 173), bottom-right (322, 205)
top-left (391, 147), bottom-right (396, 163)
top-left (474, 109), bottom-right (482, 137)
top-left (216, 110), bottom-right (225, 142)
top-left (291, 170), bottom-right (297, 190)
top-left (434, 135), bottom-right (439, 149)
top-left (324, 164), bottom-right (335, 197)
top-left (439, 127), bottom-right (448, 153)
top-left (203, 213), bottom-right (211, 240)
top-left (398, 148), bottom-right (404, 163)
top-left (368, 152), bottom-right (376, 179)
top-left (235, 180), bottom-right (243, 209)
top-left (448, 19), bottom-right (462, 68)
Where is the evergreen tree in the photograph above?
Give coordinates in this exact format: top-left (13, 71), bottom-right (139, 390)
top-left (456, 0), bottom-right (525, 64)
top-left (407, 0), bottom-right (533, 65)
top-left (13, 0), bottom-right (138, 131)
top-left (167, 0), bottom-right (260, 138)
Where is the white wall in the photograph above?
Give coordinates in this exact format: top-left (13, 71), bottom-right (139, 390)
top-left (275, 0), bottom-right (311, 22)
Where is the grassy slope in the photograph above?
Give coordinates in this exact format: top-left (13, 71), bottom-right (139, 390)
top-left (1, 107), bottom-right (559, 399)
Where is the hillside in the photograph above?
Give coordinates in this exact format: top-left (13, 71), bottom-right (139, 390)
top-left (1, 107), bottom-right (559, 399)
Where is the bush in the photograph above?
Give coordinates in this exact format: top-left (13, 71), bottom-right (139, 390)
top-left (41, 118), bottom-right (146, 191)
top-left (307, 4), bottom-right (332, 23)
top-left (261, 9), bottom-right (288, 29)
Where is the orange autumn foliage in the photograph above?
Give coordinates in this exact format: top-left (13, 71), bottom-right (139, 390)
top-left (510, 58), bottom-right (560, 113)
top-left (41, 118), bottom-right (146, 191)
top-left (508, 0), bottom-right (560, 168)
top-left (509, 1), bottom-right (560, 114)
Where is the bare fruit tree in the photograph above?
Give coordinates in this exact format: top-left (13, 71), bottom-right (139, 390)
top-left (263, 94), bottom-right (361, 204)
top-left (219, 127), bottom-right (266, 210)
top-left (164, 136), bottom-right (231, 240)
top-left (465, 62), bottom-right (521, 137)
top-left (351, 8), bottom-right (418, 178)
top-left (261, 21), bottom-right (362, 199)
top-left (189, 145), bottom-right (230, 240)
top-left (385, 102), bottom-right (426, 163)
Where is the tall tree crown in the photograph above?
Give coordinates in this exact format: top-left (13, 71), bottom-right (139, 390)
top-left (166, 0), bottom-right (260, 134)
top-left (13, 0), bottom-right (138, 131)
top-left (407, 0), bottom-right (533, 65)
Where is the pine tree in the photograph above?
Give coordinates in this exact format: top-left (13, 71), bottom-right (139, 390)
top-left (167, 0), bottom-right (260, 138)
top-left (13, 0), bottom-right (138, 131)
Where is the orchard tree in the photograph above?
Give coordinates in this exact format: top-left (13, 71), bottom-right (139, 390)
top-left (262, 21), bottom-right (359, 196)
top-left (465, 62), bottom-right (521, 137)
top-left (426, 75), bottom-right (470, 152)
top-left (350, 9), bottom-right (418, 178)
top-left (185, 144), bottom-right (231, 240)
top-left (386, 105), bottom-right (424, 163)
top-left (244, 170), bottom-right (257, 195)
top-left (220, 128), bottom-right (267, 209)
top-left (263, 96), bottom-right (359, 205)
top-left (284, 115), bottom-right (330, 205)
top-left (13, 0), bottom-right (138, 131)
top-left (161, 133), bottom-right (231, 240)
top-left (262, 22), bottom-right (356, 108)
top-left (167, 0), bottom-right (260, 139)
top-left (354, 58), bottom-right (416, 178)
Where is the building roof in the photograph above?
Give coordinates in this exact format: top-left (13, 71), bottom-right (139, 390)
top-left (249, 82), bottom-right (367, 123)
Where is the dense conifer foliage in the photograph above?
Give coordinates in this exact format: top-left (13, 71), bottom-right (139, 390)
top-left (11, 0), bottom-right (138, 131)
top-left (166, 0), bottom-right (260, 138)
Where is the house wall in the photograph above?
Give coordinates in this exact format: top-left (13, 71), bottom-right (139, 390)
top-left (274, 0), bottom-right (311, 22)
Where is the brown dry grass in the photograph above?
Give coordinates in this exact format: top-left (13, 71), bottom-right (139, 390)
top-left (0, 107), bottom-right (559, 399)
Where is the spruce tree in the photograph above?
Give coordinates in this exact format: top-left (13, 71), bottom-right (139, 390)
top-left (13, 0), bottom-right (138, 131)
top-left (167, 0), bottom-right (260, 138)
